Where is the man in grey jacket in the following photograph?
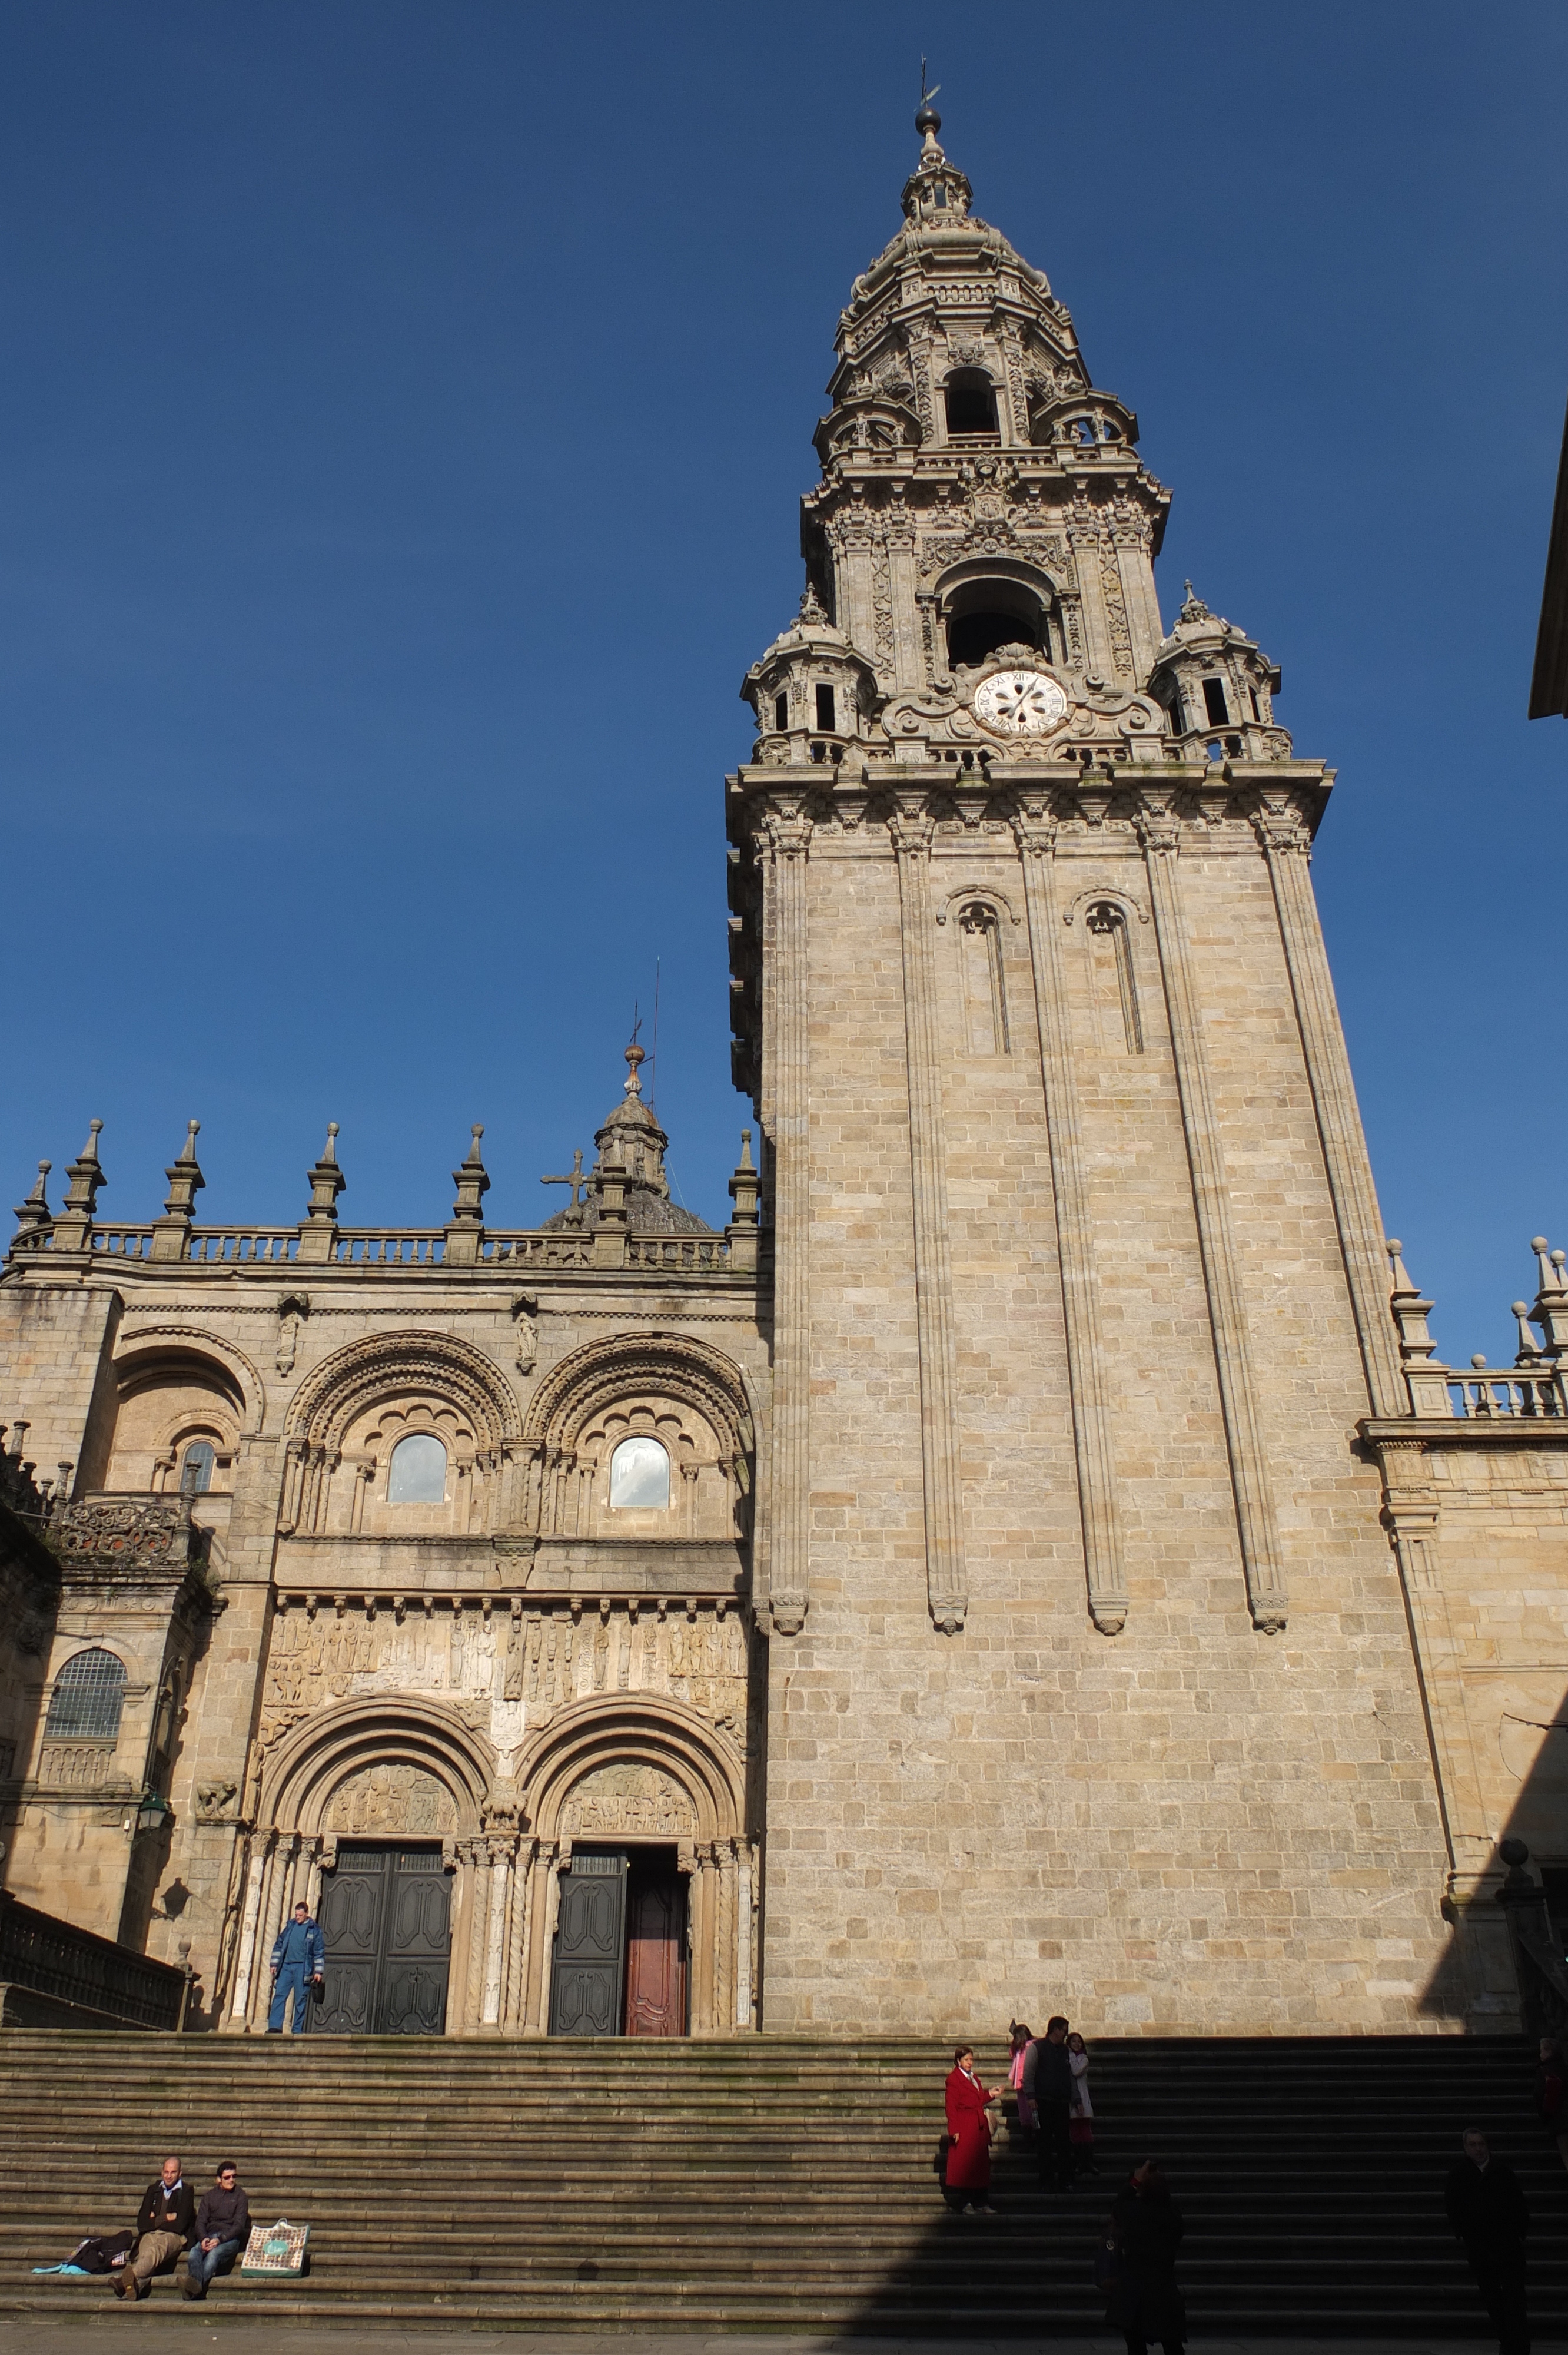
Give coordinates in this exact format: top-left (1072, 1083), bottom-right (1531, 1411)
top-left (182, 2162), bottom-right (250, 2301)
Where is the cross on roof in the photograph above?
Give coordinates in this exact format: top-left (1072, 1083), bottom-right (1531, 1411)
top-left (540, 1148), bottom-right (590, 1222)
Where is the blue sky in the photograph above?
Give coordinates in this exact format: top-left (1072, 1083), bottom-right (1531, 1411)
top-left (1, 2), bottom-right (1563, 1366)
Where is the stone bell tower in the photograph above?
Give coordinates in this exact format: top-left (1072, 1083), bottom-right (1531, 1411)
top-left (728, 109), bottom-right (1450, 2034)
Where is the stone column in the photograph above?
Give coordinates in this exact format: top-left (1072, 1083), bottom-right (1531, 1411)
top-left (689, 1845), bottom-right (716, 2033)
top-left (1253, 791), bottom-right (1406, 1418)
top-left (480, 1839), bottom-right (511, 2028)
top-left (1014, 794), bottom-right (1128, 1634)
top-left (716, 1840), bottom-right (738, 2033)
top-left (1137, 790), bottom-right (1288, 1632)
top-left (519, 1844), bottom-right (560, 2035)
top-left (889, 793), bottom-right (967, 1634)
top-left (735, 1843), bottom-right (755, 2030)
top-left (227, 1833), bottom-right (271, 2027)
top-left (502, 1837), bottom-right (535, 2031)
top-left (760, 800), bottom-right (814, 1635)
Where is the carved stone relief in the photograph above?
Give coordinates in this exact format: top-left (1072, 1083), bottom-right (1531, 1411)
top-left (260, 1596), bottom-right (752, 1763)
top-left (564, 1762), bottom-right (695, 1840)
top-left (327, 1761), bottom-right (458, 1837)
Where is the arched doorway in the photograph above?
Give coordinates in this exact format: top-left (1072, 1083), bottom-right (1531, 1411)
top-left (227, 1700), bottom-right (491, 2037)
top-left (519, 1696), bottom-right (755, 2038)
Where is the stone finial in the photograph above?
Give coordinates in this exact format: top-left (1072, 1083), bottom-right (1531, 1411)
top-left (623, 1041), bottom-right (646, 1098)
top-left (450, 1125), bottom-right (491, 1225)
top-left (726, 1129), bottom-right (760, 1273)
top-left (11, 1162), bottom-right (51, 1243)
top-left (152, 1120), bottom-right (205, 1261)
top-left (444, 1123), bottom-right (491, 1266)
top-left (297, 1123), bottom-right (346, 1263)
top-left (1513, 1303), bottom-right (1544, 1364)
top-left (1386, 1239), bottom-right (1450, 1414)
top-left (1178, 581), bottom-right (1212, 625)
top-left (1529, 1236), bottom-right (1568, 1356)
top-left (52, 1120), bottom-right (105, 1251)
top-left (798, 582), bottom-right (829, 629)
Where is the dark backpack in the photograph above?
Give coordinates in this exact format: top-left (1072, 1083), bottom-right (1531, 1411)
top-left (70, 2231), bottom-right (135, 2275)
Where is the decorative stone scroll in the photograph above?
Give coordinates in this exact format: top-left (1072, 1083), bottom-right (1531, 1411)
top-left (563, 1763), bottom-right (695, 1840)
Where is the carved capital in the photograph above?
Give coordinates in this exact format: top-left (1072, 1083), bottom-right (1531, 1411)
top-left (1251, 790), bottom-right (1311, 854)
top-left (1133, 789), bottom-right (1181, 855)
top-left (888, 797), bottom-right (936, 858)
top-left (760, 798), bottom-right (813, 858)
top-left (1010, 798), bottom-right (1059, 857)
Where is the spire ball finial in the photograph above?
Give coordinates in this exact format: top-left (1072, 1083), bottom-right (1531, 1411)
top-left (915, 99), bottom-right (941, 137)
top-left (624, 1041), bottom-right (645, 1097)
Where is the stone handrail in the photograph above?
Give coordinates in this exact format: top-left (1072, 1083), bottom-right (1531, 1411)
top-left (89, 1227), bottom-right (157, 1259)
top-left (0, 1891), bottom-right (191, 2031)
top-left (626, 1235), bottom-right (730, 1271)
top-left (482, 1233), bottom-right (593, 1267)
top-left (1444, 1368), bottom-right (1567, 1419)
top-left (188, 1229), bottom-right (301, 1263)
top-left (12, 1219), bottom-right (738, 1278)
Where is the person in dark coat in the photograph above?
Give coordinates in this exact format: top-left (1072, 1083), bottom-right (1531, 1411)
top-left (942, 2046), bottom-right (1001, 2215)
top-left (1022, 2016), bottom-right (1074, 2190)
top-left (1104, 2160), bottom-right (1185, 2355)
top-left (182, 2161), bottom-right (251, 2301)
top-left (1446, 2127), bottom-right (1530, 2355)
top-left (112, 2157), bottom-right (198, 2300)
top-left (1535, 2038), bottom-right (1568, 2174)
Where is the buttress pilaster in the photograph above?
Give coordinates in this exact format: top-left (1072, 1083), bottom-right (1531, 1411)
top-left (889, 795), bottom-right (967, 1635)
top-left (760, 800), bottom-right (813, 1636)
top-left (1013, 796), bottom-right (1127, 1634)
top-left (1137, 791), bottom-right (1288, 1633)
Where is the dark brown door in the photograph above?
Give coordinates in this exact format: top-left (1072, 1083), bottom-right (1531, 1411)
top-left (313, 1845), bottom-right (450, 2034)
top-left (623, 1862), bottom-right (687, 2036)
top-left (549, 1850), bottom-right (626, 2035)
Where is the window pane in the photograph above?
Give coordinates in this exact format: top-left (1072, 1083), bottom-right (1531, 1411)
top-left (387, 1432), bottom-right (447, 1504)
top-left (180, 1441), bottom-right (215, 1495)
top-left (45, 1648), bottom-right (127, 1741)
top-left (609, 1435), bottom-right (670, 1510)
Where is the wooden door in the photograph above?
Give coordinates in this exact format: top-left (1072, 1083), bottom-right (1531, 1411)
top-left (549, 1850), bottom-right (626, 2035)
top-left (379, 1849), bottom-right (450, 2033)
top-left (312, 1845), bottom-right (450, 2034)
top-left (623, 1866), bottom-right (687, 2036)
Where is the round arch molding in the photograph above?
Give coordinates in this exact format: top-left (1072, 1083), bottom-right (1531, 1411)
top-left (256, 1696), bottom-right (495, 1837)
top-left (284, 1328), bottom-right (523, 1456)
top-left (112, 1326), bottom-right (265, 1436)
top-left (519, 1692), bottom-right (746, 1848)
top-left (524, 1332), bottom-right (753, 1458)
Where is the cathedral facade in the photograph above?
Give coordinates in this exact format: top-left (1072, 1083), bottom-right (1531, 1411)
top-left (4, 112), bottom-right (1567, 2039)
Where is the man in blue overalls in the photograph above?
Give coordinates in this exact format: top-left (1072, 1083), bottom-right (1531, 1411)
top-left (266, 1900), bottom-right (325, 2034)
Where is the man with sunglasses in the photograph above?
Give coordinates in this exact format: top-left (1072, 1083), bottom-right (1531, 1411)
top-left (181, 2161), bottom-right (250, 2301)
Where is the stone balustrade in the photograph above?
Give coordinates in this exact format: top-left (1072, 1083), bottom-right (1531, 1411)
top-left (0, 1890), bottom-right (191, 2031)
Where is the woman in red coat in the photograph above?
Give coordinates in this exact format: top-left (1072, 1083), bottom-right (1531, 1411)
top-left (942, 2046), bottom-right (1000, 2215)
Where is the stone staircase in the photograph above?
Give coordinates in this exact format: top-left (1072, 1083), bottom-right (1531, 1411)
top-left (0, 2030), bottom-right (1563, 2334)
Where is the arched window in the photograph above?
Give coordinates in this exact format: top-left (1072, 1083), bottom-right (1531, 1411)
top-left (944, 369), bottom-right (998, 439)
top-left (944, 575), bottom-right (1048, 670)
top-left (1085, 901), bottom-right (1144, 1055)
top-left (387, 1432), bottom-right (448, 1504)
top-left (178, 1439), bottom-right (215, 1496)
top-left (45, 1649), bottom-right (127, 1742)
top-left (609, 1435), bottom-right (671, 1511)
top-left (957, 901), bottom-right (1011, 1056)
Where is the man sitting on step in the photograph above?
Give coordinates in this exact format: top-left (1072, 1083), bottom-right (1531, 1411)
top-left (267, 1899), bottom-right (326, 2034)
top-left (112, 2156), bottom-right (196, 2300)
top-left (182, 2161), bottom-right (251, 2301)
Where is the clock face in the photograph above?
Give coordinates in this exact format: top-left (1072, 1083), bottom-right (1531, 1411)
top-left (972, 667), bottom-right (1068, 738)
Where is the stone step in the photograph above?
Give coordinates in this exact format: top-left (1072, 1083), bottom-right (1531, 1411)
top-left (1, 2029), bottom-right (1559, 2336)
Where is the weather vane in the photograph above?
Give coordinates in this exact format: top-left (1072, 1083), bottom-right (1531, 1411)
top-left (920, 57), bottom-right (941, 108)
